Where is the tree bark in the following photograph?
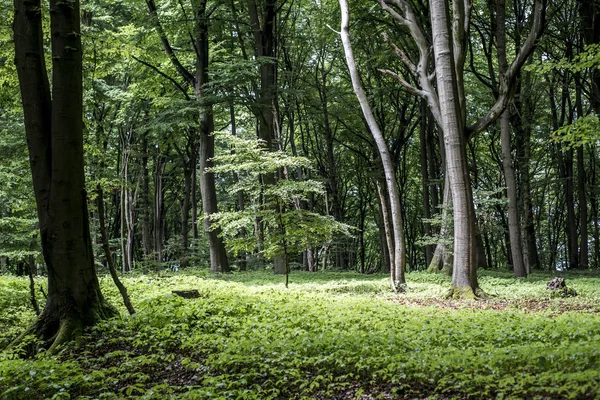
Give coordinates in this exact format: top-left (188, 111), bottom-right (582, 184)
top-left (339, 0), bottom-right (406, 290)
top-left (430, 0), bottom-right (478, 297)
top-left (13, 0), bottom-right (116, 352)
top-left (193, 2), bottom-right (230, 273)
top-left (496, 0), bottom-right (526, 277)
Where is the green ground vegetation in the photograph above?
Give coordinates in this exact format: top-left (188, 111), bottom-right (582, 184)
top-left (1, 270), bottom-right (600, 399)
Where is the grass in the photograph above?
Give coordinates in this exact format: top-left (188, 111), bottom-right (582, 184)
top-left (1, 269), bottom-right (600, 399)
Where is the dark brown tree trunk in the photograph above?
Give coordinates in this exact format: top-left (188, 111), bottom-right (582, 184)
top-left (247, 0), bottom-right (288, 274)
top-left (575, 82), bottom-right (589, 268)
top-left (13, 0), bottom-right (116, 353)
top-left (517, 70), bottom-right (540, 272)
top-left (419, 100), bottom-right (434, 266)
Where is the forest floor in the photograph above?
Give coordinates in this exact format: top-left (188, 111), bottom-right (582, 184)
top-left (1, 268), bottom-right (600, 399)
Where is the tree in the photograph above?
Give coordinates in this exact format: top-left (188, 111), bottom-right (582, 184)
top-left (13, 0), bottom-right (116, 352)
top-left (376, 0), bottom-right (545, 296)
top-left (339, 0), bottom-right (407, 291)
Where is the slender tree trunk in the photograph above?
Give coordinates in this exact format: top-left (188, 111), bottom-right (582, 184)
top-left (496, 0), bottom-right (525, 277)
top-left (339, 0), bottom-right (406, 290)
top-left (154, 154), bottom-right (166, 262)
top-left (575, 82), bottom-right (588, 268)
top-left (419, 100), bottom-right (434, 266)
top-left (97, 186), bottom-right (135, 316)
top-left (141, 134), bottom-right (153, 258)
top-left (518, 70), bottom-right (539, 272)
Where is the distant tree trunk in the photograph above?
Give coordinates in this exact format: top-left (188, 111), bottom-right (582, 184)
top-left (97, 186), bottom-right (135, 316)
top-left (13, 0), bottom-right (116, 352)
top-left (154, 154), bottom-right (166, 262)
top-left (591, 149), bottom-right (600, 267)
top-left (247, 0), bottom-right (288, 274)
top-left (119, 128), bottom-right (136, 273)
top-left (518, 70), bottom-right (539, 272)
top-left (419, 100), bottom-right (434, 266)
top-left (496, 0), bottom-right (525, 277)
top-left (575, 81), bottom-right (589, 268)
top-left (427, 178), bottom-right (452, 275)
top-left (141, 133), bottom-right (153, 258)
top-left (564, 147), bottom-right (578, 269)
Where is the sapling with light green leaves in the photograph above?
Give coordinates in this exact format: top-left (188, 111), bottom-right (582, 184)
top-left (207, 132), bottom-right (353, 284)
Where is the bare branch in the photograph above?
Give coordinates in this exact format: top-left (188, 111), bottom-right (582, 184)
top-left (378, 68), bottom-right (424, 97)
top-left (382, 32), bottom-right (416, 72)
top-left (467, 0), bottom-right (546, 136)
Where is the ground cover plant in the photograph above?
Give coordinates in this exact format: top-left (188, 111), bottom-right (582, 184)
top-left (1, 269), bottom-right (600, 399)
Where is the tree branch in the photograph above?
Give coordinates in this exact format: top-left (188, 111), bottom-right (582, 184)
top-left (378, 68), bottom-right (424, 97)
top-left (467, 0), bottom-right (546, 136)
top-left (145, 0), bottom-right (196, 85)
top-left (132, 55), bottom-right (191, 100)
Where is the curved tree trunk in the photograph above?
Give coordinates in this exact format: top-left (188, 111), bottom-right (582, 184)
top-left (339, 0), bottom-right (406, 290)
top-left (14, 0), bottom-right (116, 353)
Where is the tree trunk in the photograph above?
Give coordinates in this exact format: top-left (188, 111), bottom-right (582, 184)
top-left (339, 0), bottom-right (406, 290)
top-left (430, 0), bottom-right (478, 297)
top-left (247, 0), bottom-right (288, 274)
top-left (141, 134), bottom-right (153, 258)
top-left (193, 1), bottom-right (230, 273)
top-left (154, 154), bottom-right (166, 262)
top-left (496, 0), bottom-right (526, 277)
top-left (575, 82), bottom-right (589, 268)
top-left (13, 0), bottom-right (116, 352)
top-left (419, 100), bottom-right (434, 266)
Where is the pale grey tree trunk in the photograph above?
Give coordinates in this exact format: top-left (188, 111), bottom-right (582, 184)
top-left (339, 0), bottom-right (406, 289)
top-left (430, 0), bottom-right (478, 296)
top-left (496, 0), bottom-right (525, 277)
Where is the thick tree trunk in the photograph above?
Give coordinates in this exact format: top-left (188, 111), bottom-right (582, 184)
top-left (248, 0), bottom-right (287, 274)
top-left (430, 0), bottom-right (478, 297)
top-left (193, 6), bottom-right (229, 273)
top-left (14, 0), bottom-right (116, 352)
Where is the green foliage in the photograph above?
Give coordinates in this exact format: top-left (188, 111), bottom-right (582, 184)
top-left (552, 113), bottom-right (600, 148)
top-left (209, 133), bottom-right (353, 260)
top-left (529, 44), bottom-right (600, 75)
top-left (2, 270), bottom-right (600, 398)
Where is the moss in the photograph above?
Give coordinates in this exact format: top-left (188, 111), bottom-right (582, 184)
top-left (446, 285), bottom-right (478, 299)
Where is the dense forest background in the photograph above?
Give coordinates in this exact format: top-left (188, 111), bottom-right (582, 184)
top-left (1, 0), bottom-right (599, 280)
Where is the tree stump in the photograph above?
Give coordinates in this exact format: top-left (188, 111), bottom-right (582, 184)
top-left (546, 277), bottom-right (577, 297)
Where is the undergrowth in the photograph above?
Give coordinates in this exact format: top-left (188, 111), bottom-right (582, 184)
top-left (1, 269), bottom-right (599, 399)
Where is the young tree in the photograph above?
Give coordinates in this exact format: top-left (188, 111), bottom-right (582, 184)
top-left (13, 0), bottom-right (116, 352)
top-left (339, 0), bottom-right (407, 291)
